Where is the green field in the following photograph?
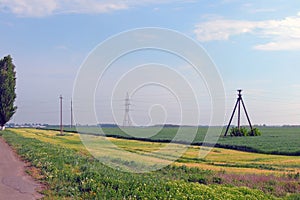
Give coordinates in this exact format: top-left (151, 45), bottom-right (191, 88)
top-left (1, 128), bottom-right (300, 199)
top-left (46, 126), bottom-right (300, 155)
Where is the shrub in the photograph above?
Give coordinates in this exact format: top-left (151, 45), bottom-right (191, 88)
top-left (230, 127), bottom-right (248, 136)
top-left (250, 128), bottom-right (261, 136)
top-left (230, 127), bottom-right (261, 137)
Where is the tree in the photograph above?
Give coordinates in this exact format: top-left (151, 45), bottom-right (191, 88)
top-left (0, 55), bottom-right (17, 130)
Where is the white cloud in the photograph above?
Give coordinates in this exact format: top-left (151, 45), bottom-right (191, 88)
top-left (57, 0), bottom-right (129, 14)
top-left (0, 0), bottom-right (57, 17)
top-left (0, 0), bottom-right (182, 17)
top-left (194, 12), bottom-right (300, 51)
top-left (254, 39), bottom-right (300, 51)
top-left (194, 19), bottom-right (260, 41)
top-left (0, 0), bottom-right (130, 17)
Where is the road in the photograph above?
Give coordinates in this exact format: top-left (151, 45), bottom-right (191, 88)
top-left (0, 137), bottom-right (43, 200)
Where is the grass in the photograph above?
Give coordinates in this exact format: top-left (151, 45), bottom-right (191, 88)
top-left (2, 128), bottom-right (300, 199)
top-left (13, 128), bottom-right (300, 174)
top-left (44, 126), bottom-right (300, 155)
top-left (2, 129), bottom-right (288, 199)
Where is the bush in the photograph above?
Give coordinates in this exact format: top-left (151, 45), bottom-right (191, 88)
top-left (250, 128), bottom-right (261, 136)
top-left (230, 127), bottom-right (261, 137)
top-left (230, 127), bottom-right (248, 136)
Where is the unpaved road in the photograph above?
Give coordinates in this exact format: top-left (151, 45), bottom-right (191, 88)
top-left (0, 137), bottom-right (43, 200)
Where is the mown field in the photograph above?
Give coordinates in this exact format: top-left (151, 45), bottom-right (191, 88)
top-left (46, 126), bottom-right (300, 155)
top-left (1, 128), bottom-right (300, 199)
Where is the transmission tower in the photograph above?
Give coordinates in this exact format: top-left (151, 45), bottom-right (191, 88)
top-left (123, 92), bottom-right (132, 127)
top-left (224, 89), bottom-right (253, 136)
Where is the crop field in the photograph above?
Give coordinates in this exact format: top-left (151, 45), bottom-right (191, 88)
top-left (46, 126), bottom-right (300, 155)
top-left (15, 128), bottom-right (300, 174)
top-left (1, 128), bottom-right (299, 199)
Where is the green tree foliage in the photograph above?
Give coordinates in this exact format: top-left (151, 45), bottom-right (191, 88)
top-left (0, 55), bottom-right (17, 129)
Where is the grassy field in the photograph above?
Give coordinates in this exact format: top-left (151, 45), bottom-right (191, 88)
top-left (46, 126), bottom-right (300, 155)
top-left (12, 128), bottom-right (300, 174)
top-left (2, 128), bottom-right (299, 199)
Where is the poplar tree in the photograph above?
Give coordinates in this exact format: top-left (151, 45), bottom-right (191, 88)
top-left (0, 55), bottom-right (17, 130)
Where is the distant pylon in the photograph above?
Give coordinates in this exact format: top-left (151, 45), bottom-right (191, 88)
top-left (123, 92), bottom-right (132, 127)
top-left (224, 89), bottom-right (253, 136)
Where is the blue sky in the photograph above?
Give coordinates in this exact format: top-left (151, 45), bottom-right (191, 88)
top-left (1, 0), bottom-right (300, 125)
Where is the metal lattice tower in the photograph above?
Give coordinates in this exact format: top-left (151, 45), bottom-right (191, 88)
top-left (224, 89), bottom-right (253, 136)
top-left (123, 92), bottom-right (132, 127)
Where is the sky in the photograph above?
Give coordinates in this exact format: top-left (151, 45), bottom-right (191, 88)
top-left (1, 0), bottom-right (300, 126)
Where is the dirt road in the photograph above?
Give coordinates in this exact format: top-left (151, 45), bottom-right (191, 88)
top-left (0, 137), bottom-right (43, 200)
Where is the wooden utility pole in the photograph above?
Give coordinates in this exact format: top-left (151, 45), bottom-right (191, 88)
top-left (224, 90), bottom-right (253, 136)
top-left (60, 95), bottom-right (63, 135)
top-left (70, 99), bottom-right (73, 128)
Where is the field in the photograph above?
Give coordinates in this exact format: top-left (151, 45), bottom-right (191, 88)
top-left (46, 126), bottom-right (300, 155)
top-left (1, 128), bottom-right (299, 199)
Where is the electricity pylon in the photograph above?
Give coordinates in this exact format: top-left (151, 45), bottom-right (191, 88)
top-left (123, 92), bottom-right (132, 127)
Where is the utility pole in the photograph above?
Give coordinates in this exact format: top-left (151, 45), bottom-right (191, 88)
top-left (70, 99), bottom-right (73, 128)
top-left (224, 89), bottom-right (253, 136)
top-left (60, 95), bottom-right (63, 135)
top-left (123, 92), bottom-right (132, 127)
